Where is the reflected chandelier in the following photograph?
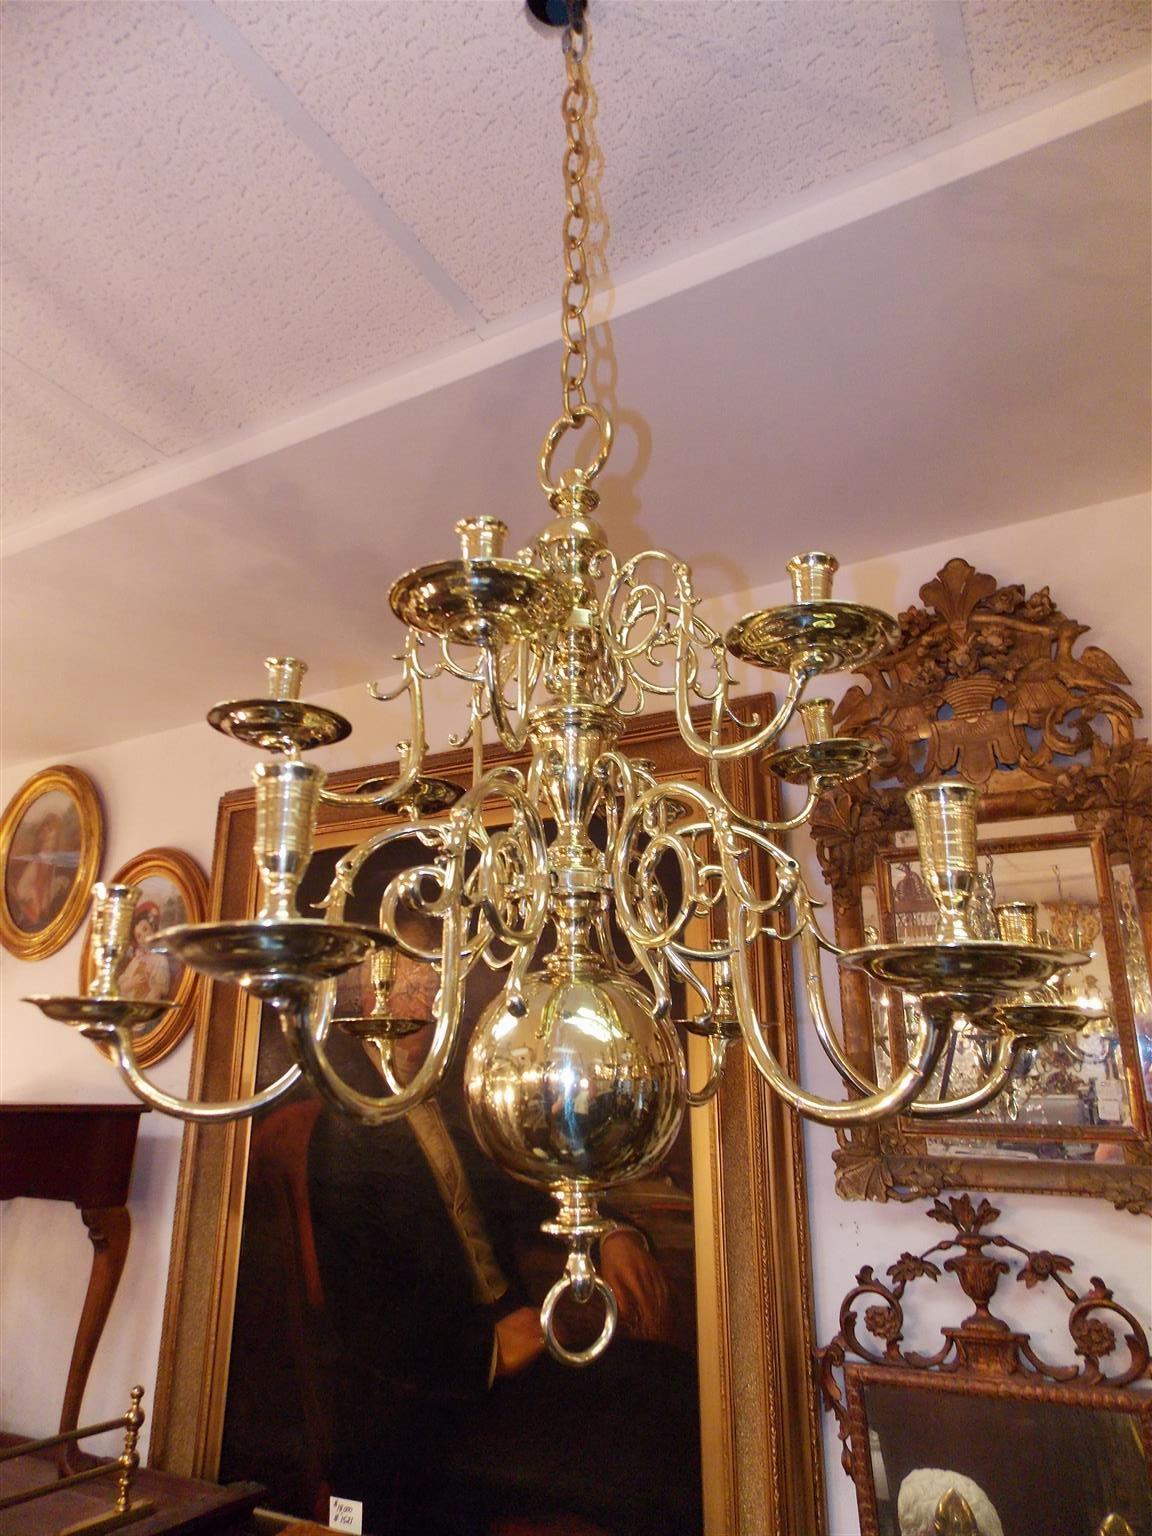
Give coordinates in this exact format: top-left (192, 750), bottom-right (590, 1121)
top-left (29, 4), bottom-right (1088, 1366)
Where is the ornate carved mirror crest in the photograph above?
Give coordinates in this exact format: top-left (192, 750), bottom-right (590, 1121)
top-left (817, 1194), bottom-right (1151, 1536)
top-left (812, 558), bottom-right (1152, 1214)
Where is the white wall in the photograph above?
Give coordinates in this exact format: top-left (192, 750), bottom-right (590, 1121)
top-left (1, 493), bottom-right (1149, 1525)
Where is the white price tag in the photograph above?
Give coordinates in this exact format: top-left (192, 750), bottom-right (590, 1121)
top-left (328, 1495), bottom-right (363, 1533)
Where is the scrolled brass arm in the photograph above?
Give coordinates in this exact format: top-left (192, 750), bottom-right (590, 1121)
top-left (686, 1034), bottom-right (730, 1107)
top-left (303, 769), bottom-right (549, 1122)
top-left (614, 779), bottom-right (951, 1124)
top-left (107, 1022), bottom-right (303, 1123)
top-left (729, 905), bottom-right (948, 1125)
top-left (277, 907), bottom-right (466, 1125)
top-left (674, 617), bottom-right (805, 762)
top-left (320, 634), bottom-right (429, 808)
top-left (799, 923), bottom-right (1026, 1117)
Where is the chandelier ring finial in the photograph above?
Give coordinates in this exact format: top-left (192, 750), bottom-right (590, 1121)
top-left (540, 1267), bottom-right (618, 1368)
top-left (539, 403), bottom-right (613, 496)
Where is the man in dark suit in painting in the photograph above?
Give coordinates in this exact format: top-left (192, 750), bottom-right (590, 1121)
top-left (223, 939), bottom-right (702, 1536)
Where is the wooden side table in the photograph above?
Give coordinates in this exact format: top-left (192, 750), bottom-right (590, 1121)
top-left (0, 1104), bottom-right (147, 1457)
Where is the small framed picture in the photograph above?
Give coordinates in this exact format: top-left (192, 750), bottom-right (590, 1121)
top-left (0, 765), bottom-right (104, 961)
top-left (80, 847), bottom-right (210, 1067)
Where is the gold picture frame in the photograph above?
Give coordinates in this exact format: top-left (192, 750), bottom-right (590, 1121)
top-left (80, 847), bottom-right (210, 1068)
top-left (0, 764), bottom-right (104, 961)
top-left (148, 704), bottom-right (824, 1534)
top-left (818, 1194), bottom-right (1152, 1536)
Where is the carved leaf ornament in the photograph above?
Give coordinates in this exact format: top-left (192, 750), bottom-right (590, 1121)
top-left (816, 1197), bottom-right (1152, 1482)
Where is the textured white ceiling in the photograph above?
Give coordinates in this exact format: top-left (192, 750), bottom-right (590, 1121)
top-left (2, 0), bottom-right (1148, 533)
top-left (963, 0), bottom-right (1152, 109)
top-left (218, 0), bottom-right (951, 319)
top-left (2, 98), bottom-right (1147, 766)
top-left (1, 1), bottom-right (466, 465)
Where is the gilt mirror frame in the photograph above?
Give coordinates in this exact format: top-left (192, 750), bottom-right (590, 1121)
top-left (817, 1193), bottom-right (1152, 1536)
top-left (812, 558), bottom-right (1152, 1216)
top-left (148, 701), bottom-right (825, 1535)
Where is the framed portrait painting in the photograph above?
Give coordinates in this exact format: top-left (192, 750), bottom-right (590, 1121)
top-left (80, 847), bottom-right (210, 1067)
top-left (0, 764), bottom-right (103, 961)
top-left (150, 704), bottom-right (825, 1535)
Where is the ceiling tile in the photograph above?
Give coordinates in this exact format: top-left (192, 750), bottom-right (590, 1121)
top-left (1, 1), bottom-right (467, 457)
top-left (963, 0), bottom-right (1151, 111)
top-left (0, 357), bottom-right (158, 528)
top-left (220, 0), bottom-right (951, 322)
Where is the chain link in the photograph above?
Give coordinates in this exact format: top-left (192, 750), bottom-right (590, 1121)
top-left (560, 35), bottom-right (590, 421)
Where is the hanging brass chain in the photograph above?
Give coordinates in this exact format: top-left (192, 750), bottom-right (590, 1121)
top-left (539, 10), bottom-right (612, 499)
top-left (560, 24), bottom-right (590, 420)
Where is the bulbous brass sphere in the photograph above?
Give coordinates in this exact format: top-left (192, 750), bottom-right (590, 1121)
top-left (465, 968), bottom-right (686, 1191)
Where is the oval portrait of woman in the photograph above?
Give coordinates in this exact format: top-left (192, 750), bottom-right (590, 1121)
top-left (0, 766), bottom-right (104, 960)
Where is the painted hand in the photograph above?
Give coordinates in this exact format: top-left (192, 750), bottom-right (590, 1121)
top-left (601, 1228), bottom-right (670, 1341)
top-left (493, 1304), bottom-right (546, 1377)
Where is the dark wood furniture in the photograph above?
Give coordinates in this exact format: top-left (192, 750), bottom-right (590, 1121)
top-left (0, 1437), bottom-right (262, 1536)
top-left (0, 1104), bottom-right (147, 1453)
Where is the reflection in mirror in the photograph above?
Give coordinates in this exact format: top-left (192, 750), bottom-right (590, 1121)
top-left (864, 1382), bottom-right (1151, 1536)
top-left (868, 830), bottom-right (1142, 1162)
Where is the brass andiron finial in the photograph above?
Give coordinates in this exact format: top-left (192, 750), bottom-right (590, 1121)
top-left (906, 780), bottom-right (981, 942)
top-left (1097, 1516), bottom-right (1137, 1536)
top-left (114, 1384), bottom-right (146, 1516)
top-left (934, 1488), bottom-right (979, 1536)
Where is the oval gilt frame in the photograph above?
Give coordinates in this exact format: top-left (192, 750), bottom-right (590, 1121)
top-left (0, 765), bottom-right (104, 961)
top-left (81, 846), bottom-right (210, 1068)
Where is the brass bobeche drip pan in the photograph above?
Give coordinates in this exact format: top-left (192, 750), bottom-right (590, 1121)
top-left (725, 553), bottom-right (900, 677)
top-left (355, 774), bottom-right (464, 816)
top-left (24, 994), bottom-right (174, 1041)
top-left (149, 919), bottom-right (387, 999)
top-left (977, 1001), bottom-right (1095, 1040)
top-left (335, 944), bottom-right (427, 1039)
top-left (337, 1011), bottom-right (427, 1040)
top-left (762, 698), bottom-right (881, 784)
top-left (390, 517), bottom-right (570, 647)
top-left (764, 737), bottom-right (880, 784)
top-left (208, 656), bottom-right (352, 754)
top-left (840, 939), bottom-right (1087, 995)
top-left (25, 882), bottom-right (176, 1038)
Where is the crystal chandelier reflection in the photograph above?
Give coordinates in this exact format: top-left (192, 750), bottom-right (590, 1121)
top-left (28, 5), bottom-right (1089, 1366)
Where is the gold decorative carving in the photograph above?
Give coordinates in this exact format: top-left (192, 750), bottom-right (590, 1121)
top-left (817, 1195), bottom-right (1152, 1536)
top-left (813, 558), bottom-right (1152, 1213)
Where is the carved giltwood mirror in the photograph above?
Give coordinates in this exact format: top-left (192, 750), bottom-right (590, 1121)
top-left (812, 559), bottom-right (1151, 1214)
top-left (817, 1194), bottom-right (1152, 1536)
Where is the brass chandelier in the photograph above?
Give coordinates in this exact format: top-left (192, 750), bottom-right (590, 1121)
top-left (29, 5), bottom-right (1089, 1366)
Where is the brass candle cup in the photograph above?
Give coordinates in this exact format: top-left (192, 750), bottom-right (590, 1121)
top-left (799, 698), bottom-right (835, 743)
top-left (253, 760), bottom-right (324, 922)
top-left (787, 552), bottom-right (838, 603)
top-left (906, 780), bottom-right (981, 942)
top-left (995, 902), bottom-right (1039, 946)
top-left (89, 882), bottom-right (141, 997)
